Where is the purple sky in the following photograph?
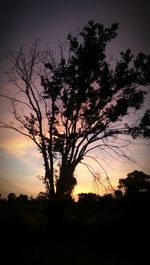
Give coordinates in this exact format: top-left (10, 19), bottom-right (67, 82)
top-left (0, 0), bottom-right (150, 198)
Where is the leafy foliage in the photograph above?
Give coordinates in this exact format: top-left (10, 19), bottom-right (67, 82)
top-left (1, 20), bottom-right (150, 199)
top-left (119, 170), bottom-right (150, 196)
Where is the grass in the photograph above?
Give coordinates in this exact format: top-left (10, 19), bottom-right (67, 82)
top-left (0, 199), bottom-right (149, 265)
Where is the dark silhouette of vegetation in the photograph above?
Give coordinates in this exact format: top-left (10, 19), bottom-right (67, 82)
top-left (7, 192), bottom-right (16, 202)
top-left (118, 170), bottom-right (150, 196)
top-left (0, 170), bottom-right (150, 264)
top-left (0, 20), bottom-right (150, 200)
top-left (17, 193), bottom-right (29, 202)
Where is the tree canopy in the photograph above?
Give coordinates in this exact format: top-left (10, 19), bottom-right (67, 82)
top-left (118, 170), bottom-right (150, 196)
top-left (0, 20), bottom-right (150, 199)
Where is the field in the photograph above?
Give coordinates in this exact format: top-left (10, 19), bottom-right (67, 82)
top-left (0, 196), bottom-right (149, 265)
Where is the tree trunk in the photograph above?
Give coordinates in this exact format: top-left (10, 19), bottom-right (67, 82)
top-left (56, 165), bottom-right (76, 198)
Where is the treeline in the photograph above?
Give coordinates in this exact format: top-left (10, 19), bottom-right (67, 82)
top-left (0, 192), bottom-right (47, 203)
top-left (1, 170), bottom-right (150, 206)
top-left (0, 170), bottom-right (150, 265)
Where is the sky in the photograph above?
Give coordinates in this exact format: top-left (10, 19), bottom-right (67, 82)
top-left (0, 0), bottom-right (150, 198)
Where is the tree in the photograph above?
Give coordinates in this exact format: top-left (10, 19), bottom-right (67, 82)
top-left (118, 170), bottom-right (150, 196)
top-left (114, 189), bottom-right (123, 200)
top-left (17, 194), bottom-right (29, 203)
top-left (7, 192), bottom-right (16, 202)
top-left (0, 20), bottom-right (150, 200)
top-left (78, 192), bottom-right (99, 203)
top-left (36, 191), bottom-right (48, 203)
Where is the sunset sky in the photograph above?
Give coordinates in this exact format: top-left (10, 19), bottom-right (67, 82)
top-left (0, 0), bottom-right (150, 198)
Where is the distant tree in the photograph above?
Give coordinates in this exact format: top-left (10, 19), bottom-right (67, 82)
top-left (101, 193), bottom-right (114, 208)
top-left (17, 194), bottom-right (29, 202)
top-left (36, 191), bottom-right (48, 202)
top-left (78, 193), bottom-right (99, 209)
top-left (114, 189), bottom-right (123, 200)
top-left (118, 170), bottom-right (150, 196)
top-left (78, 192), bottom-right (99, 202)
top-left (0, 20), bottom-right (150, 200)
top-left (7, 192), bottom-right (16, 202)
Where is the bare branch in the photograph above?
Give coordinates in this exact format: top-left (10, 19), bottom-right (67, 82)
top-left (84, 155), bottom-right (115, 192)
top-left (0, 94), bottom-right (34, 111)
top-left (0, 121), bottom-right (32, 139)
top-left (81, 161), bottom-right (108, 193)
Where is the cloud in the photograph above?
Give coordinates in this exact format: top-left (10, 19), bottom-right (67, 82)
top-left (0, 135), bottom-right (35, 156)
top-left (0, 140), bottom-right (44, 198)
top-left (0, 173), bottom-right (44, 198)
top-left (0, 133), bottom-right (43, 171)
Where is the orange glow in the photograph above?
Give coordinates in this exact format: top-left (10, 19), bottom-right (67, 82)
top-left (0, 128), bottom-right (150, 198)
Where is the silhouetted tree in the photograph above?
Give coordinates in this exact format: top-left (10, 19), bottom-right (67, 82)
top-left (78, 193), bottom-right (100, 211)
top-left (78, 192), bottom-right (98, 201)
top-left (118, 170), bottom-right (150, 196)
top-left (0, 20), bottom-right (150, 199)
top-left (17, 194), bottom-right (29, 203)
top-left (36, 191), bottom-right (48, 202)
top-left (114, 189), bottom-right (123, 200)
top-left (7, 192), bottom-right (16, 202)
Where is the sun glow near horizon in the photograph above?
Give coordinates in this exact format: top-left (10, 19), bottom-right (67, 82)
top-left (1, 127), bottom-right (150, 199)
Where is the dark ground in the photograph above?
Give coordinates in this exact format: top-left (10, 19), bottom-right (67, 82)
top-left (0, 195), bottom-right (150, 265)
